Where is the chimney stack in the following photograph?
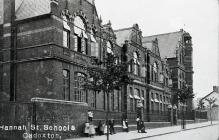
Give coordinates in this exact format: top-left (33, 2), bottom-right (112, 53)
top-left (213, 86), bottom-right (219, 93)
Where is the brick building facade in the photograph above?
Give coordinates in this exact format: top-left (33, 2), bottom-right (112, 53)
top-left (143, 30), bottom-right (193, 110)
top-left (0, 0), bottom-right (193, 123)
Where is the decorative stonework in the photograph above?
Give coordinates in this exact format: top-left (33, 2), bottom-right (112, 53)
top-left (51, 0), bottom-right (59, 5)
top-left (61, 9), bottom-right (98, 33)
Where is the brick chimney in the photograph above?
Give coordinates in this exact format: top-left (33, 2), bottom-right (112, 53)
top-left (213, 86), bottom-right (219, 93)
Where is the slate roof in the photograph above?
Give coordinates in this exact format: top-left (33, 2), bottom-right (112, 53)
top-left (15, 0), bottom-right (51, 20)
top-left (0, 0), bottom-right (4, 24)
top-left (143, 31), bottom-right (183, 59)
top-left (114, 27), bottom-right (133, 46)
top-left (0, 0), bottom-right (51, 24)
top-left (0, 0), bottom-right (96, 24)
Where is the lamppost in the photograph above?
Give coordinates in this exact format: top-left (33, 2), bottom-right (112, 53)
top-left (167, 104), bottom-right (173, 126)
top-left (168, 104), bottom-right (177, 126)
top-left (172, 105), bottom-right (177, 125)
top-left (181, 103), bottom-right (187, 129)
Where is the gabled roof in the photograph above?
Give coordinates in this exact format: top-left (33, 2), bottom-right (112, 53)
top-left (15, 0), bottom-right (51, 21)
top-left (200, 91), bottom-right (219, 106)
top-left (143, 31), bottom-right (183, 59)
top-left (114, 27), bottom-right (133, 46)
top-left (0, 0), bottom-right (51, 24)
top-left (0, 0), bottom-right (97, 24)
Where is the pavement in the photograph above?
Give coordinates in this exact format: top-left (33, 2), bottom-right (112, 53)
top-left (66, 121), bottom-right (219, 140)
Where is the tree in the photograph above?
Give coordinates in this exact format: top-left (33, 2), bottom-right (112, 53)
top-left (83, 53), bottom-right (132, 140)
top-left (177, 85), bottom-right (194, 104)
top-left (205, 97), bottom-right (217, 124)
top-left (176, 84), bottom-right (195, 129)
top-left (197, 100), bottom-right (205, 110)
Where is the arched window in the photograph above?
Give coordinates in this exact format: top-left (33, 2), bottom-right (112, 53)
top-left (74, 16), bottom-right (88, 54)
top-left (106, 41), bottom-right (113, 54)
top-left (153, 62), bottom-right (158, 82)
top-left (133, 52), bottom-right (140, 76)
top-left (74, 72), bottom-right (87, 103)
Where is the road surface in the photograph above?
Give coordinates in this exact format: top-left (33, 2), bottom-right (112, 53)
top-left (139, 124), bottom-right (219, 140)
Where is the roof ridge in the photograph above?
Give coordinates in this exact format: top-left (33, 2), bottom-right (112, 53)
top-left (114, 27), bottom-right (132, 32)
top-left (143, 30), bottom-right (181, 38)
top-left (201, 91), bottom-right (218, 101)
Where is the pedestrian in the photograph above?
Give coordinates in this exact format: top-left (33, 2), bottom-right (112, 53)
top-left (136, 116), bottom-right (141, 133)
top-left (96, 120), bottom-right (104, 135)
top-left (140, 121), bottom-right (147, 133)
top-left (84, 122), bottom-right (90, 137)
top-left (88, 110), bottom-right (93, 122)
top-left (89, 122), bottom-right (96, 137)
top-left (122, 119), bottom-right (129, 132)
top-left (109, 119), bottom-right (116, 134)
top-left (103, 121), bottom-right (108, 134)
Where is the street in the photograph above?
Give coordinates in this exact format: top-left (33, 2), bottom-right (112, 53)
top-left (138, 124), bottom-right (219, 140)
top-left (69, 122), bottom-right (219, 140)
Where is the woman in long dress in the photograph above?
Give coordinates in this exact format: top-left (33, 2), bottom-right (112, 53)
top-left (122, 119), bottom-right (129, 132)
top-left (89, 122), bottom-right (96, 137)
top-left (84, 122), bottom-right (90, 137)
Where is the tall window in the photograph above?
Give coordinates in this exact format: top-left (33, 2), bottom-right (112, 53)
top-left (142, 90), bottom-right (145, 108)
top-left (63, 70), bottom-right (70, 100)
top-left (90, 30), bottom-right (99, 57)
top-left (134, 88), bottom-right (140, 111)
top-left (129, 59), bottom-right (134, 73)
top-left (117, 90), bottom-right (120, 112)
top-left (90, 91), bottom-right (96, 108)
top-left (160, 95), bottom-right (163, 111)
top-left (155, 93), bottom-right (159, 111)
top-left (150, 65), bottom-right (153, 81)
top-left (151, 92), bottom-right (154, 112)
top-left (74, 72), bottom-right (87, 102)
top-left (106, 41), bottom-right (113, 54)
top-left (133, 52), bottom-right (140, 76)
top-left (63, 16), bottom-right (70, 48)
top-left (130, 87), bottom-right (134, 112)
top-left (111, 92), bottom-right (114, 111)
top-left (153, 62), bottom-right (158, 82)
top-left (74, 16), bottom-right (88, 54)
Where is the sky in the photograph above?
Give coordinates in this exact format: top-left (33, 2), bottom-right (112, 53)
top-left (95, 0), bottom-right (219, 98)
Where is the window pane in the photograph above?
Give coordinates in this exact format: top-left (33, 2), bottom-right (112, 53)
top-left (63, 70), bottom-right (70, 101)
top-left (63, 30), bottom-right (68, 47)
top-left (74, 35), bottom-right (78, 51)
top-left (74, 72), bottom-right (87, 103)
top-left (107, 41), bottom-right (113, 54)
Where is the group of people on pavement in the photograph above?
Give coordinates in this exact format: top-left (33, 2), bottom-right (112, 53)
top-left (84, 110), bottom-right (116, 137)
top-left (95, 119), bottom-right (116, 135)
top-left (84, 111), bottom-right (147, 137)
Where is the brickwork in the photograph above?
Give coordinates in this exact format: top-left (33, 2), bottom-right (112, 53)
top-left (0, 100), bottom-right (89, 139)
top-left (0, 0), bottom-right (194, 132)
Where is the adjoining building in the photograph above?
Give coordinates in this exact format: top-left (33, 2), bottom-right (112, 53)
top-left (0, 0), bottom-right (194, 129)
top-left (199, 86), bottom-right (219, 121)
top-left (143, 30), bottom-right (194, 111)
